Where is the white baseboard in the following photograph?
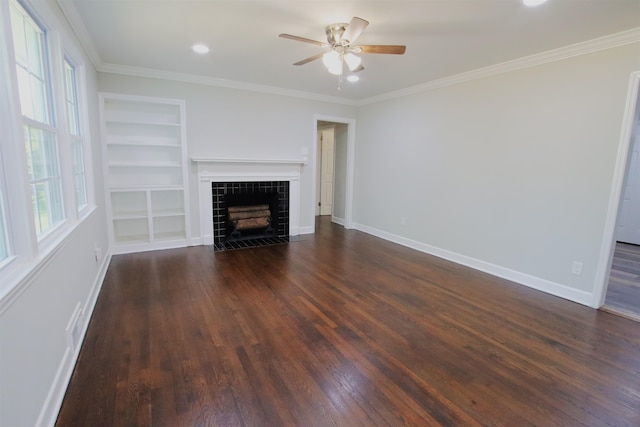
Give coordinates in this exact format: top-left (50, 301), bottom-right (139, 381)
top-left (298, 226), bottom-right (315, 235)
top-left (189, 236), bottom-right (205, 246)
top-left (83, 250), bottom-right (112, 322)
top-left (331, 216), bottom-right (345, 226)
top-left (36, 250), bottom-right (112, 427)
top-left (353, 223), bottom-right (593, 307)
top-left (111, 239), bottom-right (191, 255)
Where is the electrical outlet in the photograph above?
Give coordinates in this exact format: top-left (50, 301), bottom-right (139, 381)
top-left (571, 261), bottom-right (583, 276)
top-left (400, 216), bottom-right (407, 225)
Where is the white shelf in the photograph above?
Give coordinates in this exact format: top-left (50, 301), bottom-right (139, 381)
top-left (108, 162), bottom-right (182, 168)
top-left (106, 136), bottom-right (180, 146)
top-left (106, 141), bottom-right (181, 148)
top-left (105, 119), bottom-right (180, 127)
top-left (109, 185), bottom-right (183, 191)
top-left (152, 210), bottom-right (185, 218)
top-left (113, 213), bottom-right (148, 220)
top-left (101, 92), bottom-right (190, 254)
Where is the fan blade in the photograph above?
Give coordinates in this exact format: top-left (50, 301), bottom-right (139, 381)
top-left (357, 45), bottom-right (406, 54)
top-left (341, 17), bottom-right (369, 44)
top-left (293, 53), bottom-right (324, 66)
top-left (279, 33), bottom-right (327, 47)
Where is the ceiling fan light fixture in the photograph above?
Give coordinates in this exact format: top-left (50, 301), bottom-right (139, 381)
top-left (327, 61), bottom-right (343, 76)
top-left (347, 75), bottom-right (359, 82)
top-left (344, 53), bottom-right (361, 71)
top-left (322, 51), bottom-right (341, 69)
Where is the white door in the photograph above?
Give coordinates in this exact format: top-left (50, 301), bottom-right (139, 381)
top-left (616, 118), bottom-right (640, 245)
top-left (320, 129), bottom-right (335, 216)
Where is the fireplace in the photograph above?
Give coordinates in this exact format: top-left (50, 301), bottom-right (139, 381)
top-left (193, 157), bottom-right (306, 247)
top-left (212, 181), bottom-right (290, 247)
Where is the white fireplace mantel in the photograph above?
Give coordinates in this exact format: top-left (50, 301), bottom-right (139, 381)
top-left (191, 156), bottom-right (308, 165)
top-left (193, 157), bottom-right (305, 245)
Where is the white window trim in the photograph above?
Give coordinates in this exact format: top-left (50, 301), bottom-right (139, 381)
top-left (59, 11), bottom-right (96, 219)
top-left (62, 53), bottom-right (94, 217)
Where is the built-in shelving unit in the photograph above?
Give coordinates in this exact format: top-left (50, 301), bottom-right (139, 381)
top-left (100, 93), bottom-right (190, 254)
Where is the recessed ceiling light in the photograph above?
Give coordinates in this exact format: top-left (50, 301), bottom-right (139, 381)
top-left (192, 43), bottom-right (210, 54)
top-left (347, 75), bottom-right (359, 82)
top-left (523, 0), bottom-right (549, 6)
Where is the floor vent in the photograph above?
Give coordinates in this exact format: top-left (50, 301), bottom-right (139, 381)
top-left (66, 303), bottom-right (83, 351)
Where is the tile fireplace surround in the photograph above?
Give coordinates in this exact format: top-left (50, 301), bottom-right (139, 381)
top-left (193, 157), bottom-right (306, 246)
top-left (212, 180), bottom-right (289, 248)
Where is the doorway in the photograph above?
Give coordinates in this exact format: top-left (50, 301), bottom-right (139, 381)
top-left (602, 81), bottom-right (640, 320)
top-left (311, 115), bottom-right (355, 232)
top-left (594, 71), bottom-right (640, 320)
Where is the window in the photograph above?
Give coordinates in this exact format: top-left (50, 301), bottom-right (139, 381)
top-left (64, 59), bottom-right (87, 211)
top-left (10, 0), bottom-right (65, 237)
top-left (1, 0), bottom-right (95, 290)
top-left (24, 126), bottom-right (64, 235)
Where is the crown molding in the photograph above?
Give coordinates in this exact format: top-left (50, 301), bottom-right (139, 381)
top-left (55, 0), bottom-right (103, 70)
top-left (358, 27), bottom-right (640, 106)
top-left (98, 63), bottom-right (359, 107)
top-left (100, 27), bottom-right (639, 107)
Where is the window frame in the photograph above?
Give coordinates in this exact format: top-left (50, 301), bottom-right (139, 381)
top-left (62, 55), bottom-right (90, 214)
top-left (10, 0), bottom-right (68, 241)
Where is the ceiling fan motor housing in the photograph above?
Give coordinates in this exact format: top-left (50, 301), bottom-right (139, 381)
top-left (326, 23), bottom-right (349, 46)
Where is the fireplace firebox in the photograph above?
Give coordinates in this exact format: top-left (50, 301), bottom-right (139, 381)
top-left (212, 181), bottom-right (289, 247)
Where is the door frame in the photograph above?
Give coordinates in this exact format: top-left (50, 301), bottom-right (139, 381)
top-left (592, 71), bottom-right (640, 307)
top-left (310, 115), bottom-right (356, 232)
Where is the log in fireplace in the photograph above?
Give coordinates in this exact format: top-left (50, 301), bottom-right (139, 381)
top-left (227, 204), bottom-right (274, 239)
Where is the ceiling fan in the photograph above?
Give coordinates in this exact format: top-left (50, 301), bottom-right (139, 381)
top-left (279, 17), bottom-right (406, 81)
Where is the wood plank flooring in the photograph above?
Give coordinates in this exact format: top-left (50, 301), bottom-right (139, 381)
top-left (56, 218), bottom-right (640, 426)
top-left (604, 242), bottom-right (640, 321)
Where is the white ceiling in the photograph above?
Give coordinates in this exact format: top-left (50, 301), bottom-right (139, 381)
top-left (59, 0), bottom-right (640, 101)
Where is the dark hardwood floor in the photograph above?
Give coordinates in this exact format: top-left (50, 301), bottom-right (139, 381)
top-left (604, 242), bottom-right (640, 321)
top-left (56, 218), bottom-right (640, 426)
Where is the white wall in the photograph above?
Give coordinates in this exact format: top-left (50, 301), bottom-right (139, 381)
top-left (0, 1), bottom-right (110, 426)
top-left (96, 73), bottom-right (357, 237)
top-left (0, 213), bottom-right (110, 427)
top-left (354, 43), bottom-right (640, 304)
